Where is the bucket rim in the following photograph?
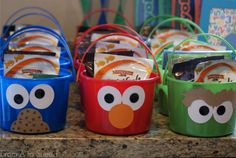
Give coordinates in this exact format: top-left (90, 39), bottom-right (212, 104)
top-left (1, 68), bottom-right (72, 81)
top-left (167, 75), bottom-right (236, 86)
top-left (80, 70), bottom-right (160, 83)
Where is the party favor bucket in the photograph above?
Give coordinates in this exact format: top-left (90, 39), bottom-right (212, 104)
top-left (167, 34), bottom-right (236, 137)
top-left (79, 33), bottom-right (161, 135)
top-left (0, 26), bottom-right (75, 134)
top-left (145, 17), bottom-right (206, 115)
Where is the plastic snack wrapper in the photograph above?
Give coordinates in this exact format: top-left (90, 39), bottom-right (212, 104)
top-left (94, 53), bottom-right (154, 80)
top-left (151, 29), bottom-right (194, 50)
top-left (84, 51), bottom-right (135, 77)
top-left (4, 50), bottom-right (59, 79)
top-left (194, 59), bottom-right (236, 83)
top-left (172, 56), bottom-right (225, 81)
top-left (9, 32), bottom-right (59, 48)
top-left (163, 50), bottom-right (234, 69)
top-left (96, 41), bottom-right (147, 58)
top-left (91, 33), bottom-right (140, 47)
top-left (175, 40), bottom-right (226, 51)
top-left (10, 44), bottom-right (61, 58)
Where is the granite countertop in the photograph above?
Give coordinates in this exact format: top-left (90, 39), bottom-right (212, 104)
top-left (0, 83), bottom-right (235, 158)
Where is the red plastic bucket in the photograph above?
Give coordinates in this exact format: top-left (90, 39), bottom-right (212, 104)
top-left (78, 33), bottom-right (161, 135)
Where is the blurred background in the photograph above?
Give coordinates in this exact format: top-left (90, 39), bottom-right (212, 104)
top-left (0, 0), bottom-right (134, 40)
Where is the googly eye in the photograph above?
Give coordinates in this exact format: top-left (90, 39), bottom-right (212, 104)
top-left (122, 86), bottom-right (145, 110)
top-left (30, 84), bottom-right (54, 109)
top-left (213, 101), bottom-right (233, 124)
top-left (97, 86), bottom-right (122, 111)
top-left (187, 100), bottom-right (213, 124)
top-left (6, 84), bottom-right (29, 109)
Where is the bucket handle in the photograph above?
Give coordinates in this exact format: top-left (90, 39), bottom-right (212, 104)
top-left (0, 25), bottom-right (75, 81)
top-left (4, 6), bottom-right (57, 26)
top-left (2, 12), bottom-right (65, 39)
top-left (147, 17), bottom-right (207, 41)
top-left (139, 15), bottom-right (194, 35)
top-left (162, 33), bottom-right (236, 85)
top-left (155, 39), bottom-right (212, 62)
top-left (74, 8), bottom-right (134, 45)
top-left (73, 23), bottom-right (143, 68)
top-left (77, 32), bottom-right (161, 83)
top-left (78, 8), bottom-right (134, 31)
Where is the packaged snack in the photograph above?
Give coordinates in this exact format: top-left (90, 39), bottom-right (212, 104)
top-left (91, 33), bottom-right (140, 47)
top-left (172, 56), bottom-right (225, 81)
top-left (4, 51), bottom-right (59, 78)
top-left (94, 53), bottom-right (154, 80)
top-left (2, 24), bottom-right (27, 38)
top-left (9, 32), bottom-right (59, 48)
top-left (84, 51), bottom-right (135, 77)
top-left (163, 50), bottom-right (234, 69)
top-left (96, 41), bottom-right (147, 58)
top-left (151, 29), bottom-right (193, 48)
top-left (176, 41), bottom-right (226, 51)
top-left (194, 60), bottom-right (236, 83)
top-left (10, 44), bottom-right (61, 58)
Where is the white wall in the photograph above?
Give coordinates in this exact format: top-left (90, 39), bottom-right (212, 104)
top-left (0, 0), bottom-right (134, 41)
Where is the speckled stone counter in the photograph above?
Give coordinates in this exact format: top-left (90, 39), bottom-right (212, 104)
top-left (0, 83), bottom-right (235, 158)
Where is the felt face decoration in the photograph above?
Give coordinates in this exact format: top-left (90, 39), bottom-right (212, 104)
top-left (97, 85), bottom-right (146, 129)
top-left (183, 88), bottom-right (236, 124)
top-left (5, 83), bottom-right (55, 133)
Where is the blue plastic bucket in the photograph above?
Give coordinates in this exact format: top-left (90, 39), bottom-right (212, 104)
top-left (60, 57), bottom-right (71, 70)
top-left (0, 69), bottom-right (72, 133)
top-left (0, 26), bottom-right (75, 134)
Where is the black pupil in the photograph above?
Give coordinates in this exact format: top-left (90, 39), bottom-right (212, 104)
top-left (199, 106), bottom-right (209, 116)
top-left (130, 93), bottom-right (139, 103)
top-left (104, 94), bottom-right (114, 104)
top-left (35, 89), bottom-right (45, 99)
top-left (14, 94), bottom-right (23, 104)
top-left (217, 105), bottom-right (226, 115)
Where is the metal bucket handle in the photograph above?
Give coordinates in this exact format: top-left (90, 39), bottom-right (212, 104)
top-left (162, 33), bottom-right (236, 85)
top-left (77, 32), bottom-right (161, 83)
top-left (0, 25), bottom-right (75, 81)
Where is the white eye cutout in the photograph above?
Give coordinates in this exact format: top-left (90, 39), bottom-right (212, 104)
top-left (97, 86), bottom-right (122, 111)
top-left (30, 84), bottom-right (55, 109)
top-left (213, 101), bottom-right (234, 124)
top-left (122, 86), bottom-right (145, 110)
top-left (6, 84), bottom-right (29, 109)
top-left (187, 100), bottom-right (213, 124)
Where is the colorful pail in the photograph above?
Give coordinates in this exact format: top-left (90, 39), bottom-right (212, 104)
top-left (0, 69), bottom-right (72, 133)
top-left (167, 33), bottom-right (236, 137)
top-left (145, 17), bottom-right (206, 115)
top-left (168, 76), bottom-right (236, 137)
top-left (78, 32), bottom-right (160, 135)
top-left (0, 26), bottom-right (75, 134)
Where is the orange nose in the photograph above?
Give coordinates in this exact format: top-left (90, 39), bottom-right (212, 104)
top-left (108, 104), bottom-right (134, 129)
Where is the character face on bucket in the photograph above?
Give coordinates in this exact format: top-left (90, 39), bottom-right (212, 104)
top-left (6, 83), bottom-right (55, 133)
top-left (97, 85), bottom-right (145, 129)
top-left (183, 88), bottom-right (236, 124)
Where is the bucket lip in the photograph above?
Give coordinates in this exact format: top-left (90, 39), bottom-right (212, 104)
top-left (80, 71), bottom-right (159, 83)
top-left (167, 75), bottom-right (236, 86)
top-left (1, 69), bottom-right (72, 81)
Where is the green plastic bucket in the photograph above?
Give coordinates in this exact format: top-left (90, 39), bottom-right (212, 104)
top-left (167, 33), bottom-right (236, 137)
top-left (146, 17), bottom-right (206, 115)
top-left (168, 76), bottom-right (236, 137)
